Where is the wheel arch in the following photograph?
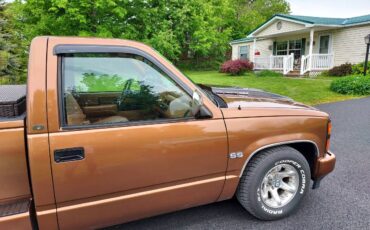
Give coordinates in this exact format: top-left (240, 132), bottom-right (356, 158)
top-left (239, 140), bottom-right (319, 178)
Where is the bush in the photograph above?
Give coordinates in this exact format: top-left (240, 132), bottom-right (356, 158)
top-left (352, 61), bottom-right (370, 75)
top-left (330, 76), bottom-right (370, 95)
top-left (319, 70), bottom-right (330, 77)
top-left (328, 63), bottom-right (353, 77)
top-left (220, 59), bottom-right (253, 76)
top-left (256, 70), bottom-right (283, 77)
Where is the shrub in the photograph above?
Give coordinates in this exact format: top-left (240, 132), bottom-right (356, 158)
top-left (220, 59), bottom-right (253, 76)
top-left (330, 76), bottom-right (370, 95)
top-left (352, 61), bottom-right (370, 75)
top-left (319, 70), bottom-right (330, 77)
top-left (328, 63), bottom-right (353, 77)
top-left (256, 70), bottom-right (283, 77)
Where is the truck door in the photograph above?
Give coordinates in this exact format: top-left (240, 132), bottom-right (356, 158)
top-left (46, 40), bottom-right (228, 229)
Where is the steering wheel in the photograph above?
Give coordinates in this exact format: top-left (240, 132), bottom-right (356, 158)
top-left (117, 79), bottom-right (134, 108)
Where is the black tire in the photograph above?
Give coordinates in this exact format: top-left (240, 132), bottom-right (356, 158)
top-left (236, 146), bottom-right (311, 220)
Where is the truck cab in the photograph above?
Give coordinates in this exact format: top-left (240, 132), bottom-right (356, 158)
top-left (0, 37), bottom-right (335, 229)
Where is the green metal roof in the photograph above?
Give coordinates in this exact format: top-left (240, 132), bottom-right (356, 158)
top-left (230, 13), bottom-right (370, 43)
top-left (229, 37), bottom-right (254, 44)
top-left (276, 13), bottom-right (370, 26)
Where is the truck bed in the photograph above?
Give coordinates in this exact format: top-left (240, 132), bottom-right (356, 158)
top-left (0, 85), bottom-right (26, 129)
top-left (0, 114), bottom-right (25, 129)
top-left (0, 85), bottom-right (32, 229)
top-left (0, 113), bottom-right (31, 229)
top-left (0, 85), bottom-right (26, 118)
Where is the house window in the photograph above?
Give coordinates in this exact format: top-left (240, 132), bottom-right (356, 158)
top-left (319, 35), bottom-right (330, 54)
top-left (275, 40), bottom-right (302, 58)
top-left (239, 45), bottom-right (250, 60)
top-left (276, 41), bottom-right (288, 55)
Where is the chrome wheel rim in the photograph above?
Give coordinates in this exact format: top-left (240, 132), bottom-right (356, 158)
top-left (260, 164), bottom-right (299, 209)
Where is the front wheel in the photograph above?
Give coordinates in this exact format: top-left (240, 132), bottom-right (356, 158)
top-left (236, 146), bottom-right (311, 220)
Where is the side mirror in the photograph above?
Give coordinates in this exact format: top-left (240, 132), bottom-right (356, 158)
top-left (192, 90), bottom-right (212, 118)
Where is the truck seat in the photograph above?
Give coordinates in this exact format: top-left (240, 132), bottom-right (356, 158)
top-left (168, 95), bottom-right (192, 118)
top-left (65, 93), bottom-right (128, 126)
top-left (65, 93), bottom-right (90, 125)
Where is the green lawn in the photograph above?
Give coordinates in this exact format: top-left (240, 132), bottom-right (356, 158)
top-left (184, 71), bottom-right (361, 105)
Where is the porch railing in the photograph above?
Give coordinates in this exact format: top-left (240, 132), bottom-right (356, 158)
top-left (300, 54), bottom-right (310, 75)
top-left (301, 53), bottom-right (334, 75)
top-left (254, 55), bottom-right (288, 70)
top-left (253, 56), bottom-right (271, 70)
top-left (283, 54), bottom-right (294, 75)
top-left (254, 53), bottom-right (334, 75)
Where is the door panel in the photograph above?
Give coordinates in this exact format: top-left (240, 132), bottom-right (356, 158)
top-left (56, 175), bottom-right (225, 229)
top-left (49, 120), bottom-right (228, 203)
top-left (46, 40), bottom-right (228, 228)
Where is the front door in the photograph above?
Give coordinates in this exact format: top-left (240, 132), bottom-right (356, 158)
top-left (289, 40), bottom-right (302, 70)
top-left (47, 47), bottom-right (228, 229)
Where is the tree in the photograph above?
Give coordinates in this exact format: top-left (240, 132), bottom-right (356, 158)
top-left (231, 0), bottom-right (290, 39)
top-left (0, 0), bottom-right (23, 83)
top-left (7, 0), bottom-right (290, 75)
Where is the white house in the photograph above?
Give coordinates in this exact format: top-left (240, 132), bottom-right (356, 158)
top-left (230, 14), bottom-right (370, 76)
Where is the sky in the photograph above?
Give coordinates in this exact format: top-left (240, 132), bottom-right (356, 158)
top-left (287, 0), bottom-right (370, 18)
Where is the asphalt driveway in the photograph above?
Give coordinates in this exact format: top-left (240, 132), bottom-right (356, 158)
top-left (108, 97), bottom-right (370, 230)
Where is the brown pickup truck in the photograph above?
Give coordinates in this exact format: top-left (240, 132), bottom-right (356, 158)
top-left (0, 36), bottom-right (335, 229)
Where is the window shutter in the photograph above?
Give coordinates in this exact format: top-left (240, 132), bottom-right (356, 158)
top-left (273, 41), bottom-right (277, 55)
top-left (301, 38), bottom-right (306, 55)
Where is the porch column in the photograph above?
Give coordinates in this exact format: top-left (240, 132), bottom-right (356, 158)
top-left (308, 28), bottom-right (315, 71)
top-left (252, 38), bottom-right (257, 62)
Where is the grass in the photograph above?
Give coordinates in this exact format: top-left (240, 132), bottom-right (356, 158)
top-left (0, 70), bottom-right (363, 105)
top-left (184, 70), bottom-right (362, 105)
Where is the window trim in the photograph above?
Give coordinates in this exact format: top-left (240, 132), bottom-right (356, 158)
top-left (318, 34), bottom-right (332, 54)
top-left (238, 45), bottom-right (250, 60)
top-left (275, 40), bottom-right (302, 56)
top-left (276, 41), bottom-right (288, 56)
top-left (54, 45), bottom-right (192, 94)
top-left (56, 45), bottom-right (207, 130)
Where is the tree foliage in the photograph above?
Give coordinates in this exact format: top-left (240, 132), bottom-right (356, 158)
top-left (4, 0), bottom-right (290, 79)
top-left (231, 0), bottom-right (290, 38)
top-left (0, 0), bottom-right (24, 83)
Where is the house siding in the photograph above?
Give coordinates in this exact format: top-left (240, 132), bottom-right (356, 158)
top-left (256, 20), bottom-right (306, 37)
top-left (331, 24), bottom-right (370, 66)
top-left (255, 39), bottom-right (274, 57)
top-left (231, 39), bottom-right (273, 60)
top-left (231, 19), bottom-right (370, 68)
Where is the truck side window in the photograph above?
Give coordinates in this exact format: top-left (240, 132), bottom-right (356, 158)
top-left (61, 53), bottom-right (194, 127)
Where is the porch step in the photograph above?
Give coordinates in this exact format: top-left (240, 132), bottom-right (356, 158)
top-left (285, 70), bottom-right (306, 77)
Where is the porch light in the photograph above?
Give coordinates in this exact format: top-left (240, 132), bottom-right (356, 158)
top-left (364, 34), bottom-right (370, 76)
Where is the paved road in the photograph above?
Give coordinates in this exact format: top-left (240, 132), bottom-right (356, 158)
top-left (108, 97), bottom-right (370, 230)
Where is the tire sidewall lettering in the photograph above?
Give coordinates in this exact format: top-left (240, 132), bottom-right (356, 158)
top-left (257, 188), bottom-right (283, 215)
top-left (256, 159), bottom-right (307, 215)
